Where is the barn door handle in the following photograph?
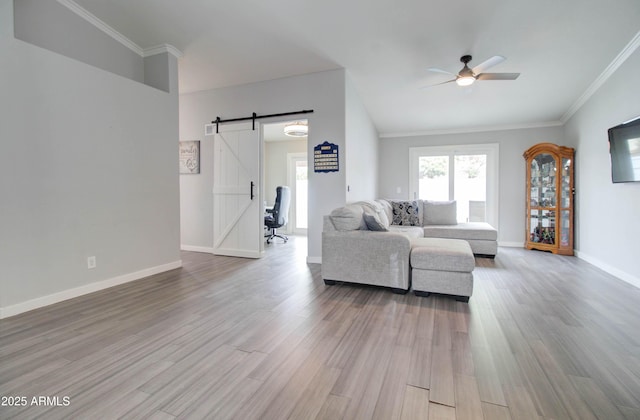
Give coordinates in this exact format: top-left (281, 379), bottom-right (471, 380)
top-left (250, 181), bottom-right (255, 200)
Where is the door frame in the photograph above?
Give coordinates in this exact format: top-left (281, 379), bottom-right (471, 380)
top-left (287, 152), bottom-right (308, 235)
top-left (261, 119), bottom-right (309, 240)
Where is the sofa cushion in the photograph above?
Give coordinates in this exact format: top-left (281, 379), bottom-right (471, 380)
top-left (356, 200), bottom-right (390, 228)
top-left (363, 213), bottom-right (388, 231)
top-left (423, 222), bottom-right (498, 241)
top-left (391, 200), bottom-right (420, 226)
top-left (330, 205), bottom-right (366, 231)
top-left (388, 225), bottom-right (424, 239)
top-left (424, 200), bottom-right (457, 225)
top-left (410, 238), bottom-right (475, 272)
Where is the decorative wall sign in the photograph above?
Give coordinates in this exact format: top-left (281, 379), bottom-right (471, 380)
top-left (314, 141), bottom-right (339, 173)
top-left (179, 140), bottom-right (200, 174)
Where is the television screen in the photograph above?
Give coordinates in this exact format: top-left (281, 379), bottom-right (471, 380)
top-left (608, 116), bottom-right (640, 183)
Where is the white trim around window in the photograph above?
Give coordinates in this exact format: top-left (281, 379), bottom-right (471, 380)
top-left (409, 143), bottom-right (499, 228)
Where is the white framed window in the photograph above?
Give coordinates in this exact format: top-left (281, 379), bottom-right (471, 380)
top-left (409, 143), bottom-right (499, 227)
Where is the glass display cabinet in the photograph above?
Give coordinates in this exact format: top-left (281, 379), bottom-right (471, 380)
top-left (523, 143), bottom-right (575, 255)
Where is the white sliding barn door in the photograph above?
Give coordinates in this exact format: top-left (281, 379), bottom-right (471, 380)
top-left (212, 122), bottom-right (263, 258)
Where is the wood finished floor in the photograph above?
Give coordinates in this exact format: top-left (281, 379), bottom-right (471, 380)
top-left (1, 237), bottom-right (640, 419)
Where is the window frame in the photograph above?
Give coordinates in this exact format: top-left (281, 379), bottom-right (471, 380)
top-left (409, 143), bottom-right (499, 227)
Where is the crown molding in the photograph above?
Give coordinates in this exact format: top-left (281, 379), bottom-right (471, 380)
top-left (561, 30), bottom-right (640, 123)
top-left (56, 0), bottom-right (182, 59)
top-left (379, 120), bottom-right (563, 139)
top-left (143, 44), bottom-right (183, 59)
top-left (57, 0), bottom-right (144, 55)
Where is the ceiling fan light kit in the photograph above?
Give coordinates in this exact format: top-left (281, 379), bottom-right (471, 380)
top-left (456, 76), bottom-right (476, 86)
top-left (427, 54), bottom-right (520, 88)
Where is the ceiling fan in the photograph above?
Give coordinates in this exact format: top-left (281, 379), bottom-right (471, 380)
top-left (426, 55), bottom-right (520, 87)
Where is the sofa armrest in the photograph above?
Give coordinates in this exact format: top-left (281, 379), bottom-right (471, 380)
top-left (321, 230), bottom-right (411, 290)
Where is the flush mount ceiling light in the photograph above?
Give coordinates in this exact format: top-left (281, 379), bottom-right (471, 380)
top-left (284, 121), bottom-right (308, 137)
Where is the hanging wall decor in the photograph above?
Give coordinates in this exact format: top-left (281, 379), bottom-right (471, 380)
top-left (179, 140), bottom-right (200, 174)
top-left (314, 141), bottom-right (339, 173)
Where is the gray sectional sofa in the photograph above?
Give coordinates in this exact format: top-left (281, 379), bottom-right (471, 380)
top-left (321, 199), bottom-right (497, 297)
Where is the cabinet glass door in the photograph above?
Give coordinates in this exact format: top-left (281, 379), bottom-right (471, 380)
top-left (537, 154), bottom-right (556, 207)
top-left (530, 159), bottom-right (541, 206)
top-left (560, 210), bottom-right (570, 247)
top-left (530, 153), bottom-right (558, 246)
top-left (560, 158), bottom-right (572, 208)
top-left (530, 209), bottom-right (556, 244)
top-left (560, 157), bottom-right (572, 247)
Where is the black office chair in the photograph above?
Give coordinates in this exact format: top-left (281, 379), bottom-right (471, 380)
top-left (265, 186), bottom-right (291, 244)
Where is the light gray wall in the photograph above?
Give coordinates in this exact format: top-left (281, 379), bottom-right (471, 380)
top-left (0, 0), bottom-right (180, 311)
top-left (179, 69), bottom-right (347, 261)
top-left (345, 73), bottom-right (379, 202)
top-left (13, 0), bottom-right (144, 83)
top-left (378, 126), bottom-right (566, 245)
top-left (564, 46), bottom-right (640, 286)
top-left (144, 52), bottom-right (176, 93)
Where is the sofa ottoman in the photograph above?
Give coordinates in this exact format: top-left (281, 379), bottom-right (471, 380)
top-left (410, 237), bottom-right (475, 302)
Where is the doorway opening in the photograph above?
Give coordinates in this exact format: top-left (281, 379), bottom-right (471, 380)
top-left (263, 120), bottom-right (308, 240)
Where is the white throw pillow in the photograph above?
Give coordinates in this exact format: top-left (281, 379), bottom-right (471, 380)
top-left (330, 204), bottom-right (366, 231)
top-left (358, 200), bottom-right (390, 228)
top-left (375, 199), bottom-right (394, 227)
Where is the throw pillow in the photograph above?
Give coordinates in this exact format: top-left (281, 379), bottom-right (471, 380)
top-left (357, 201), bottom-right (390, 228)
top-left (330, 204), bottom-right (366, 231)
top-left (363, 213), bottom-right (388, 232)
top-left (376, 199), bottom-right (394, 226)
top-left (390, 200), bottom-right (420, 226)
top-left (424, 200), bottom-right (457, 225)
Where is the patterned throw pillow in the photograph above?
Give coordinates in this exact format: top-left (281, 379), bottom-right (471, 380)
top-left (391, 201), bottom-right (420, 226)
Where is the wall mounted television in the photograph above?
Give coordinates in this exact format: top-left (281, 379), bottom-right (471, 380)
top-left (608, 115), bottom-right (640, 183)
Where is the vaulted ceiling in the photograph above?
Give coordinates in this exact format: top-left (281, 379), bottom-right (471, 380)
top-left (73, 0), bottom-right (640, 135)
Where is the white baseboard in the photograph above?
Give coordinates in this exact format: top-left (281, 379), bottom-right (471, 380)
top-left (209, 248), bottom-right (263, 259)
top-left (181, 244), bottom-right (214, 254)
top-left (575, 251), bottom-right (640, 290)
top-left (307, 256), bottom-right (322, 264)
top-left (498, 241), bottom-right (524, 248)
top-left (0, 260), bottom-right (183, 319)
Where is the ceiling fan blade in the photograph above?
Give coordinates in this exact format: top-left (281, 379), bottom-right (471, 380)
top-left (477, 72), bottom-right (520, 81)
top-left (420, 79), bottom-right (456, 89)
top-left (472, 55), bottom-right (505, 74)
top-left (427, 67), bottom-right (455, 75)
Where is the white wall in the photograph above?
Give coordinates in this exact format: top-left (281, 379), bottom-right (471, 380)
top-left (378, 125), bottom-right (566, 245)
top-left (345, 73), bottom-right (379, 202)
top-left (564, 46), bottom-right (640, 287)
top-left (0, 0), bottom-right (181, 316)
top-left (179, 69), bottom-right (347, 261)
